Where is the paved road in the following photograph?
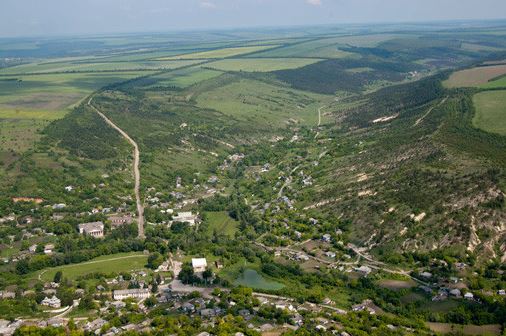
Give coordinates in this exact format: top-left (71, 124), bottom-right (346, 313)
top-left (88, 97), bottom-right (145, 238)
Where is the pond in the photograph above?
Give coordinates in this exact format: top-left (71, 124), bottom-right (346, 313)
top-left (234, 268), bottom-right (284, 290)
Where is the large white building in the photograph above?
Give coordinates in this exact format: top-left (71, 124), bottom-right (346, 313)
top-left (78, 221), bottom-right (104, 238)
top-left (113, 288), bottom-right (150, 301)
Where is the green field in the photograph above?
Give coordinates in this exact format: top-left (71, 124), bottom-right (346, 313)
top-left (34, 252), bottom-right (148, 282)
top-left (206, 58), bottom-right (320, 72)
top-left (480, 75), bottom-right (506, 89)
top-left (234, 269), bottom-right (284, 290)
top-left (245, 37), bottom-right (357, 58)
top-left (473, 90), bottom-right (506, 135)
top-left (149, 67), bottom-right (223, 88)
top-left (0, 59), bottom-right (201, 75)
top-left (0, 72), bottom-right (150, 152)
top-left (205, 211), bottom-right (239, 237)
top-left (195, 78), bottom-right (329, 127)
top-left (160, 45), bottom-right (277, 60)
top-left (0, 72), bottom-right (151, 108)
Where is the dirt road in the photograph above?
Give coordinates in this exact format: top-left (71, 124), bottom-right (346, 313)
top-left (413, 96), bottom-right (448, 127)
top-left (88, 98), bottom-right (145, 238)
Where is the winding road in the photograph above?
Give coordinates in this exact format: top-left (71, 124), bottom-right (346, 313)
top-left (314, 105), bottom-right (324, 139)
top-left (88, 97), bottom-right (145, 238)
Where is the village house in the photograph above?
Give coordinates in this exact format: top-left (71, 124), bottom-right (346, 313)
top-left (192, 258), bottom-right (207, 275)
top-left (44, 244), bottom-right (55, 255)
top-left (355, 265), bottom-right (372, 276)
top-left (113, 288), bottom-right (150, 300)
top-left (464, 292), bottom-right (474, 300)
top-left (156, 261), bottom-right (170, 272)
top-left (0, 291), bottom-right (15, 299)
top-left (78, 221), bottom-right (104, 237)
top-left (84, 318), bottom-right (107, 332)
top-left (108, 214), bottom-right (133, 228)
top-left (29, 244), bottom-right (38, 253)
top-left (41, 295), bottom-right (61, 308)
top-left (449, 288), bottom-right (461, 297)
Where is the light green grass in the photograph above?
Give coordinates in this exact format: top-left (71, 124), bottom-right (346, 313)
top-left (149, 67), bottom-right (223, 88)
top-left (473, 90), bottom-right (506, 135)
top-left (0, 119), bottom-right (52, 152)
top-left (246, 37), bottom-right (358, 58)
top-left (0, 60), bottom-right (201, 75)
top-left (205, 211), bottom-right (239, 237)
top-left (234, 268), bottom-right (284, 290)
top-left (33, 252), bottom-right (148, 282)
top-left (0, 109), bottom-right (67, 120)
top-left (206, 58), bottom-right (320, 72)
top-left (0, 72), bottom-right (150, 153)
top-left (195, 78), bottom-right (330, 127)
top-left (480, 75), bottom-right (506, 89)
top-left (0, 72), bottom-right (147, 113)
top-left (330, 34), bottom-right (403, 47)
top-left (159, 45), bottom-right (277, 60)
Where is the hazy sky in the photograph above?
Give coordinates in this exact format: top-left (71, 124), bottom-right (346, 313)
top-left (1, 0), bottom-right (506, 37)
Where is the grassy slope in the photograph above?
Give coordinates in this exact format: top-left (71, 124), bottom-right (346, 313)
top-left (195, 77), bottom-right (330, 127)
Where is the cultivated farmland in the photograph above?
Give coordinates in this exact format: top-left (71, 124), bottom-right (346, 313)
top-left (443, 64), bottom-right (506, 87)
top-left (158, 45), bottom-right (277, 60)
top-left (205, 58), bottom-right (320, 72)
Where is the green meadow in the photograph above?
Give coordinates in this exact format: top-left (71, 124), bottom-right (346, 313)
top-left (204, 211), bottom-right (239, 237)
top-left (195, 78), bottom-right (330, 127)
top-left (33, 252), bottom-right (148, 282)
top-left (473, 90), bottom-right (506, 135)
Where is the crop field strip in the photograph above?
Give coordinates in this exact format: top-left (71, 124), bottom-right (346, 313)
top-left (443, 64), bottom-right (506, 87)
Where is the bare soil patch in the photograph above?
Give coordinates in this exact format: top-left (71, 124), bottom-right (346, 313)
top-left (444, 65), bottom-right (506, 88)
top-left (2, 93), bottom-right (82, 110)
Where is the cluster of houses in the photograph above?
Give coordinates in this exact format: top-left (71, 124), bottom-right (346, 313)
top-left (41, 295), bottom-right (61, 308)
